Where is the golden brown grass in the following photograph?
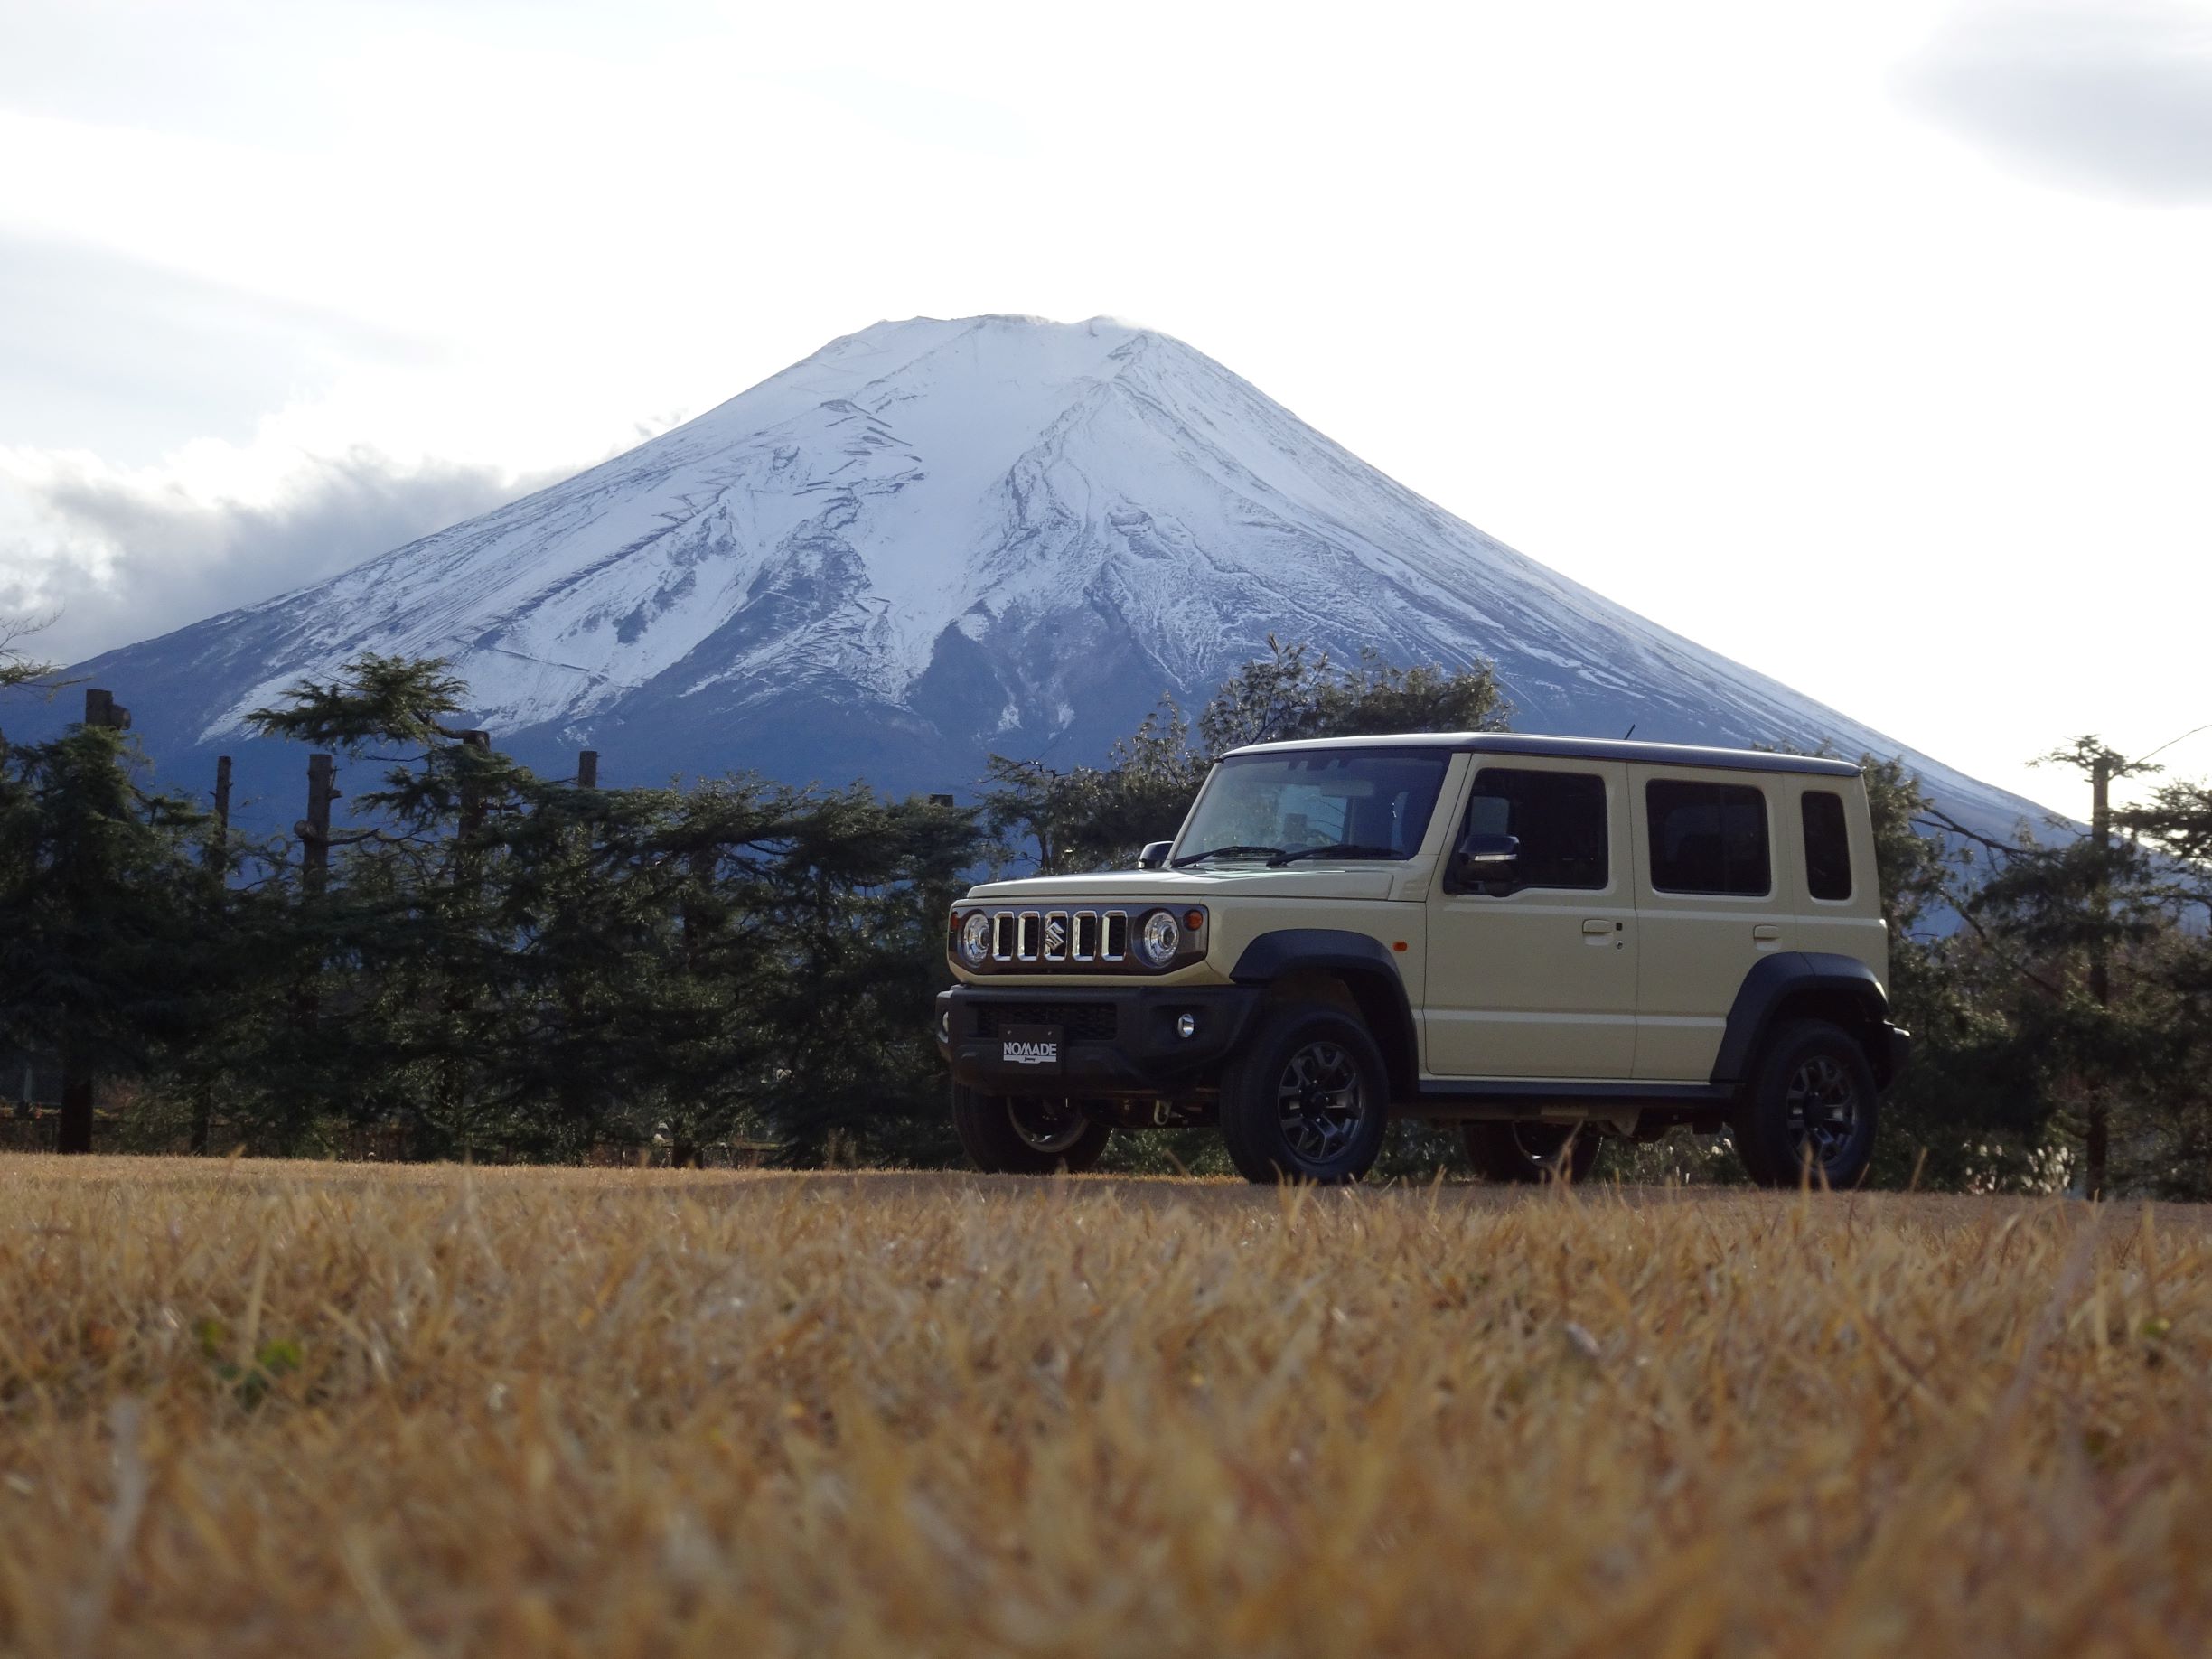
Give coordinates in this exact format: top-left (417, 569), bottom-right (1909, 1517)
top-left (0, 1158), bottom-right (2206, 1658)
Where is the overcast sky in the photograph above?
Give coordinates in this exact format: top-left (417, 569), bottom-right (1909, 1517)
top-left (3, 0), bottom-right (2208, 812)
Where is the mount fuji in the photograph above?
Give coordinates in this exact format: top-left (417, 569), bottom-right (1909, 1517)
top-left (24, 314), bottom-right (2039, 838)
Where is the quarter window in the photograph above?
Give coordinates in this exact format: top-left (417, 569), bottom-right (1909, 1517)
top-left (1803, 790), bottom-right (1853, 902)
top-left (1463, 769), bottom-right (1608, 890)
top-left (1646, 780), bottom-right (1771, 896)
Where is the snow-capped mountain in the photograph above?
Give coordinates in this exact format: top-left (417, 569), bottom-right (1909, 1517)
top-left (26, 314), bottom-right (2041, 838)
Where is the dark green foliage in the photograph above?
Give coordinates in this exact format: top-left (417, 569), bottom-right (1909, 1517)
top-left (14, 631), bottom-right (2212, 1197)
top-left (0, 723), bottom-right (230, 1143)
top-left (1855, 754), bottom-right (2034, 1186)
top-left (1880, 736), bottom-right (2212, 1198)
top-left (197, 657), bottom-right (979, 1164)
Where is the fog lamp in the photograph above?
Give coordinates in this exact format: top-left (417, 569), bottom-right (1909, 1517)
top-left (1176, 1013), bottom-right (1197, 1040)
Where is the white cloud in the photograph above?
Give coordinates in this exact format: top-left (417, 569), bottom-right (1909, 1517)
top-left (0, 443), bottom-right (567, 662)
top-left (1899, 2), bottom-right (2212, 202)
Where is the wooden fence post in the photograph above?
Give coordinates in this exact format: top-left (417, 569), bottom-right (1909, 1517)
top-left (559, 746), bottom-right (601, 1148)
top-left (57, 689), bottom-right (135, 1152)
top-left (206, 755), bottom-right (232, 872)
top-left (303, 754), bottom-right (335, 896)
top-left (192, 754), bottom-right (233, 1154)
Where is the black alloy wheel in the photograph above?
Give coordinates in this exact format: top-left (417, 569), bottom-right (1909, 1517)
top-left (1464, 1120), bottom-right (1602, 1185)
top-left (1731, 1019), bottom-right (1879, 1188)
top-left (951, 1083), bottom-right (1113, 1175)
top-left (1219, 1002), bottom-right (1391, 1184)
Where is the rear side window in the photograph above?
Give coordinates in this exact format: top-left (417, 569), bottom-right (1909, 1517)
top-left (1803, 790), bottom-right (1853, 901)
top-left (1464, 768), bottom-right (1609, 889)
top-left (1645, 780), bottom-right (1770, 895)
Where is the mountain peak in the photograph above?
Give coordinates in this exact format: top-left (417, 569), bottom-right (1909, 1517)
top-left (32, 315), bottom-right (2038, 841)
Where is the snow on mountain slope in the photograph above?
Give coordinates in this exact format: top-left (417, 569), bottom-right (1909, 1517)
top-left (23, 314), bottom-right (2047, 840)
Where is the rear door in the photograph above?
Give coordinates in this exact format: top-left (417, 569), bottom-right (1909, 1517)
top-left (1629, 766), bottom-right (1793, 1081)
top-left (1424, 758), bottom-right (1637, 1079)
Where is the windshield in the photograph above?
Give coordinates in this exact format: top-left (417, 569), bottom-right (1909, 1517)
top-left (1174, 748), bottom-right (1454, 865)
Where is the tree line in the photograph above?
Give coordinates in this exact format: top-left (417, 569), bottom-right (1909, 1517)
top-left (3, 623), bottom-right (2208, 1194)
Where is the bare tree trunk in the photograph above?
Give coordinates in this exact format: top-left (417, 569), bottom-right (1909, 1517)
top-left (192, 755), bottom-right (233, 1156)
top-left (56, 1048), bottom-right (94, 1155)
top-left (2087, 755), bottom-right (2112, 1201)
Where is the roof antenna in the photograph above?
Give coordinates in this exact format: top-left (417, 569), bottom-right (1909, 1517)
top-left (1622, 724), bottom-right (1636, 740)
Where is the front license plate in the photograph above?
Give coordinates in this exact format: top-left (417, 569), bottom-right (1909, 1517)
top-left (999, 1024), bottom-right (1064, 1073)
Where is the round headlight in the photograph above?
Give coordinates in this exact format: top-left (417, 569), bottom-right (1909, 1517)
top-left (958, 911), bottom-right (992, 967)
top-left (1138, 908), bottom-right (1182, 968)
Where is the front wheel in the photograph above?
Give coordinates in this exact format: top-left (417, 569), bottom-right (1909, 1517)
top-left (1730, 1019), bottom-right (1879, 1188)
top-left (1218, 1002), bottom-right (1391, 1185)
top-left (1464, 1121), bottom-right (1601, 1185)
top-left (951, 1085), bottom-right (1112, 1174)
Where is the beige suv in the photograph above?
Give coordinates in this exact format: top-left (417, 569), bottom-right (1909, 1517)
top-left (935, 734), bottom-right (1909, 1186)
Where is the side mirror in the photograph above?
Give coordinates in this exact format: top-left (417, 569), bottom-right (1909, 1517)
top-left (1137, 840), bottom-right (1172, 870)
top-left (1449, 831), bottom-right (1520, 891)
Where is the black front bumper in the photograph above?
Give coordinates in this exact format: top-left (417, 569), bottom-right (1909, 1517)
top-left (937, 984), bottom-right (1265, 1095)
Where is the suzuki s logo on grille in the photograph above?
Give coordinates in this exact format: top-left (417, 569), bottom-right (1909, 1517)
top-left (1002, 1038), bottom-right (1059, 1065)
top-left (1044, 915), bottom-right (1066, 957)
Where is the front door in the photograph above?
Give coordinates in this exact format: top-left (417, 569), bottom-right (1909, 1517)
top-left (1424, 759), bottom-right (1638, 1079)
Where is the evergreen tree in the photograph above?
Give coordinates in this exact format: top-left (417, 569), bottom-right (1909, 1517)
top-left (0, 724), bottom-right (220, 1150)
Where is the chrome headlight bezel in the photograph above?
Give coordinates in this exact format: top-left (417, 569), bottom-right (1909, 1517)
top-left (1136, 908), bottom-right (1182, 969)
top-left (957, 910), bottom-right (992, 968)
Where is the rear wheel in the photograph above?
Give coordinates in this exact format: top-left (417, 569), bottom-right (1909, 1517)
top-left (1464, 1120), bottom-right (1601, 1184)
top-left (1219, 1002), bottom-right (1391, 1184)
top-left (1730, 1019), bottom-right (1878, 1187)
top-left (951, 1084), bottom-right (1112, 1175)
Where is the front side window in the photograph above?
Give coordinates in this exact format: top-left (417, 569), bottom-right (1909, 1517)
top-left (1646, 779), bottom-right (1771, 895)
top-left (1802, 790), bottom-right (1852, 902)
top-left (1174, 748), bottom-right (1452, 866)
top-left (1462, 768), bottom-right (1609, 890)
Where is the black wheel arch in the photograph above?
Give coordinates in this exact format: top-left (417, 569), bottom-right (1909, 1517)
top-left (1231, 929), bottom-right (1419, 1100)
top-left (1712, 952), bottom-right (1900, 1090)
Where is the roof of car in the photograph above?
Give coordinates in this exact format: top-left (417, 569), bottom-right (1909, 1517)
top-left (1220, 731), bottom-right (1863, 779)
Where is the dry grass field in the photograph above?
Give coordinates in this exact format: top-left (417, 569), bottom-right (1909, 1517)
top-left (0, 1158), bottom-right (2206, 1658)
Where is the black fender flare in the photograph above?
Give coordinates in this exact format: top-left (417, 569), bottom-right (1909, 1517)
top-left (1711, 952), bottom-right (1892, 1086)
top-left (1231, 930), bottom-right (1419, 1096)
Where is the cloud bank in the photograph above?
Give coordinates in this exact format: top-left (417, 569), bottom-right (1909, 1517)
top-left (1900, 3), bottom-right (2212, 203)
top-left (0, 449), bottom-right (563, 666)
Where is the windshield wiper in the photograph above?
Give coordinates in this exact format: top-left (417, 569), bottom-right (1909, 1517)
top-left (1171, 844), bottom-right (1288, 868)
top-left (1270, 843), bottom-right (1402, 865)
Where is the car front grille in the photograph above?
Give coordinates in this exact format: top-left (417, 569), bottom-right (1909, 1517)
top-left (984, 908), bottom-right (1129, 966)
top-left (971, 1000), bottom-right (1120, 1043)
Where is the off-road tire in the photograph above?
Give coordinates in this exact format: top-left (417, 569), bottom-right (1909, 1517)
top-left (1218, 1001), bottom-right (1391, 1185)
top-left (1730, 1018), bottom-right (1879, 1188)
top-left (951, 1084), bottom-right (1112, 1175)
top-left (1464, 1121), bottom-right (1602, 1185)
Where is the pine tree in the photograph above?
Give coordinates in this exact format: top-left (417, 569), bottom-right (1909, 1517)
top-left (0, 724), bottom-right (219, 1150)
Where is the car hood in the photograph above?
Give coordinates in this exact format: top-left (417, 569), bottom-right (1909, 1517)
top-left (963, 864), bottom-right (1405, 903)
